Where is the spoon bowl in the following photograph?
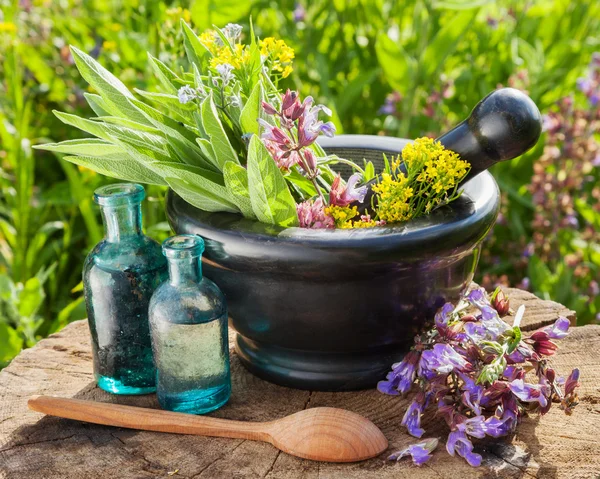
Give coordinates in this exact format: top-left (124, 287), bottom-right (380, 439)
top-left (28, 396), bottom-right (388, 463)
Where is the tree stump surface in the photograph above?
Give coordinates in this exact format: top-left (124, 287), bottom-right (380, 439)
top-left (1, 287), bottom-right (598, 479)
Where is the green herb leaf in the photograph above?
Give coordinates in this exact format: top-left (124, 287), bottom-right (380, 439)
top-left (247, 135), bottom-right (298, 227)
top-left (223, 161), bottom-right (256, 219)
top-left (147, 53), bottom-right (180, 94)
top-left (83, 93), bottom-right (111, 117)
top-left (165, 176), bottom-right (239, 213)
top-left (33, 139), bottom-right (123, 157)
top-left (70, 46), bottom-right (151, 125)
top-left (63, 154), bottom-right (167, 185)
top-left (240, 83), bottom-right (262, 135)
top-left (200, 94), bottom-right (240, 169)
top-left (181, 20), bottom-right (207, 66)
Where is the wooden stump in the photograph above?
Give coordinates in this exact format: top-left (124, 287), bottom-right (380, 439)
top-left (1, 288), bottom-right (598, 479)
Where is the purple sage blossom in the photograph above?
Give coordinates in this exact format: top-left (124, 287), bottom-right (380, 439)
top-left (401, 393), bottom-right (427, 437)
top-left (446, 431), bottom-right (482, 467)
top-left (329, 173), bottom-right (367, 206)
top-left (435, 302), bottom-right (455, 327)
top-left (296, 198), bottom-right (334, 229)
top-left (421, 343), bottom-right (472, 375)
top-left (564, 368), bottom-right (580, 396)
top-left (543, 317), bottom-right (570, 339)
top-left (378, 350), bottom-right (420, 395)
top-left (388, 438), bottom-right (439, 466)
top-left (508, 379), bottom-right (549, 408)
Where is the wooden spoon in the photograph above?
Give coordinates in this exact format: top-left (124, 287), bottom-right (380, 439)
top-left (28, 395), bottom-right (388, 463)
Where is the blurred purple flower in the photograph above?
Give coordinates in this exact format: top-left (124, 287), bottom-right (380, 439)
top-left (379, 91), bottom-right (402, 116)
top-left (293, 2), bottom-right (306, 22)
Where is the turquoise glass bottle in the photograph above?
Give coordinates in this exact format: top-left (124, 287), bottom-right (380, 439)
top-left (149, 234), bottom-right (231, 414)
top-left (83, 184), bottom-right (167, 395)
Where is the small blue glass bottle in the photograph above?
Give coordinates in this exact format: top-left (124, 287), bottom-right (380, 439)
top-left (83, 184), bottom-right (167, 395)
top-left (149, 234), bottom-right (231, 414)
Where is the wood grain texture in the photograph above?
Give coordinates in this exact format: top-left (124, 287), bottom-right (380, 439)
top-left (1, 287), bottom-right (598, 479)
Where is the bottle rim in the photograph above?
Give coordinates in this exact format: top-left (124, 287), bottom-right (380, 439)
top-left (163, 234), bottom-right (205, 259)
top-left (94, 183), bottom-right (145, 207)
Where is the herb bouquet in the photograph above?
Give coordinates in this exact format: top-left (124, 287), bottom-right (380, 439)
top-left (37, 22), bottom-right (469, 229)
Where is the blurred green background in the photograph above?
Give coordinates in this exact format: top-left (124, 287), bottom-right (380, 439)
top-left (1, 0), bottom-right (599, 367)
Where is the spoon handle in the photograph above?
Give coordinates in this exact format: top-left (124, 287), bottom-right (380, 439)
top-left (28, 395), bottom-right (271, 442)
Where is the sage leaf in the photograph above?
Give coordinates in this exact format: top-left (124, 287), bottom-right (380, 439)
top-left (240, 83), bottom-right (262, 135)
top-left (63, 154), bottom-right (166, 185)
top-left (247, 135), bottom-right (298, 227)
top-left (181, 20), bottom-right (207, 66)
top-left (84, 93), bottom-right (111, 117)
top-left (201, 94), bottom-right (240, 169)
top-left (70, 46), bottom-right (151, 125)
top-left (166, 176), bottom-right (239, 213)
top-left (33, 139), bottom-right (123, 157)
top-left (223, 161), bottom-right (256, 219)
top-left (147, 53), bottom-right (180, 94)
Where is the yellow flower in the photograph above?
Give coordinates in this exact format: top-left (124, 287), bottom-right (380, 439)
top-left (373, 137), bottom-right (469, 224)
top-left (259, 37), bottom-right (295, 77)
top-left (0, 22), bottom-right (17, 34)
top-left (325, 205), bottom-right (359, 229)
top-left (183, 9), bottom-right (191, 23)
top-left (199, 31), bottom-right (218, 54)
top-left (102, 41), bottom-right (117, 51)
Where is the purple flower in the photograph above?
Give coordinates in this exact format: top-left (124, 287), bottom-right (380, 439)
top-left (401, 394), bottom-right (426, 438)
top-left (378, 350), bottom-right (420, 395)
top-left (215, 63), bottom-right (234, 86)
top-left (292, 2), bottom-right (306, 22)
top-left (446, 431), bottom-right (482, 467)
top-left (456, 415), bottom-right (486, 439)
top-left (421, 343), bottom-right (472, 375)
top-left (296, 198), bottom-right (334, 229)
top-left (543, 317), bottom-right (570, 339)
top-left (564, 368), bottom-right (580, 396)
top-left (388, 438), bottom-right (439, 466)
top-left (435, 302), bottom-right (455, 327)
top-left (593, 153), bottom-right (600, 167)
top-left (329, 173), bottom-right (367, 206)
top-left (483, 415), bottom-right (512, 438)
top-left (509, 379), bottom-right (549, 408)
top-left (506, 343), bottom-right (534, 364)
top-left (178, 85), bottom-right (198, 104)
top-left (460, 375), bottom-right (484, 415)
top-left (298, 102), bottom-right (335, 146)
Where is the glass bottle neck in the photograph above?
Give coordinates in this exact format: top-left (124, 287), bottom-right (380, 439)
top-left (101, 203), bottom-right (143, 242)
top-left (168, 256), bottom-right (203, 285)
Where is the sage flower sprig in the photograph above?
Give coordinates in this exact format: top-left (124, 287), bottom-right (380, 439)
top-left (379, 286), bottom-right (580, 467)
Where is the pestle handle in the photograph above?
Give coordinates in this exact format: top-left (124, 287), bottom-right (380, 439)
top-left (359, 88), bottom-right (542, 211)
top-left (438, 87), bottom-right (542, 185)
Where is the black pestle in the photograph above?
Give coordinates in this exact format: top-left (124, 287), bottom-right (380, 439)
top-left (359, 87), bottom-right (542, 210)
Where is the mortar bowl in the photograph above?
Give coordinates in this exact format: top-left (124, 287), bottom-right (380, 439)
top-left (166, 135), bottom-right (500, 391)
